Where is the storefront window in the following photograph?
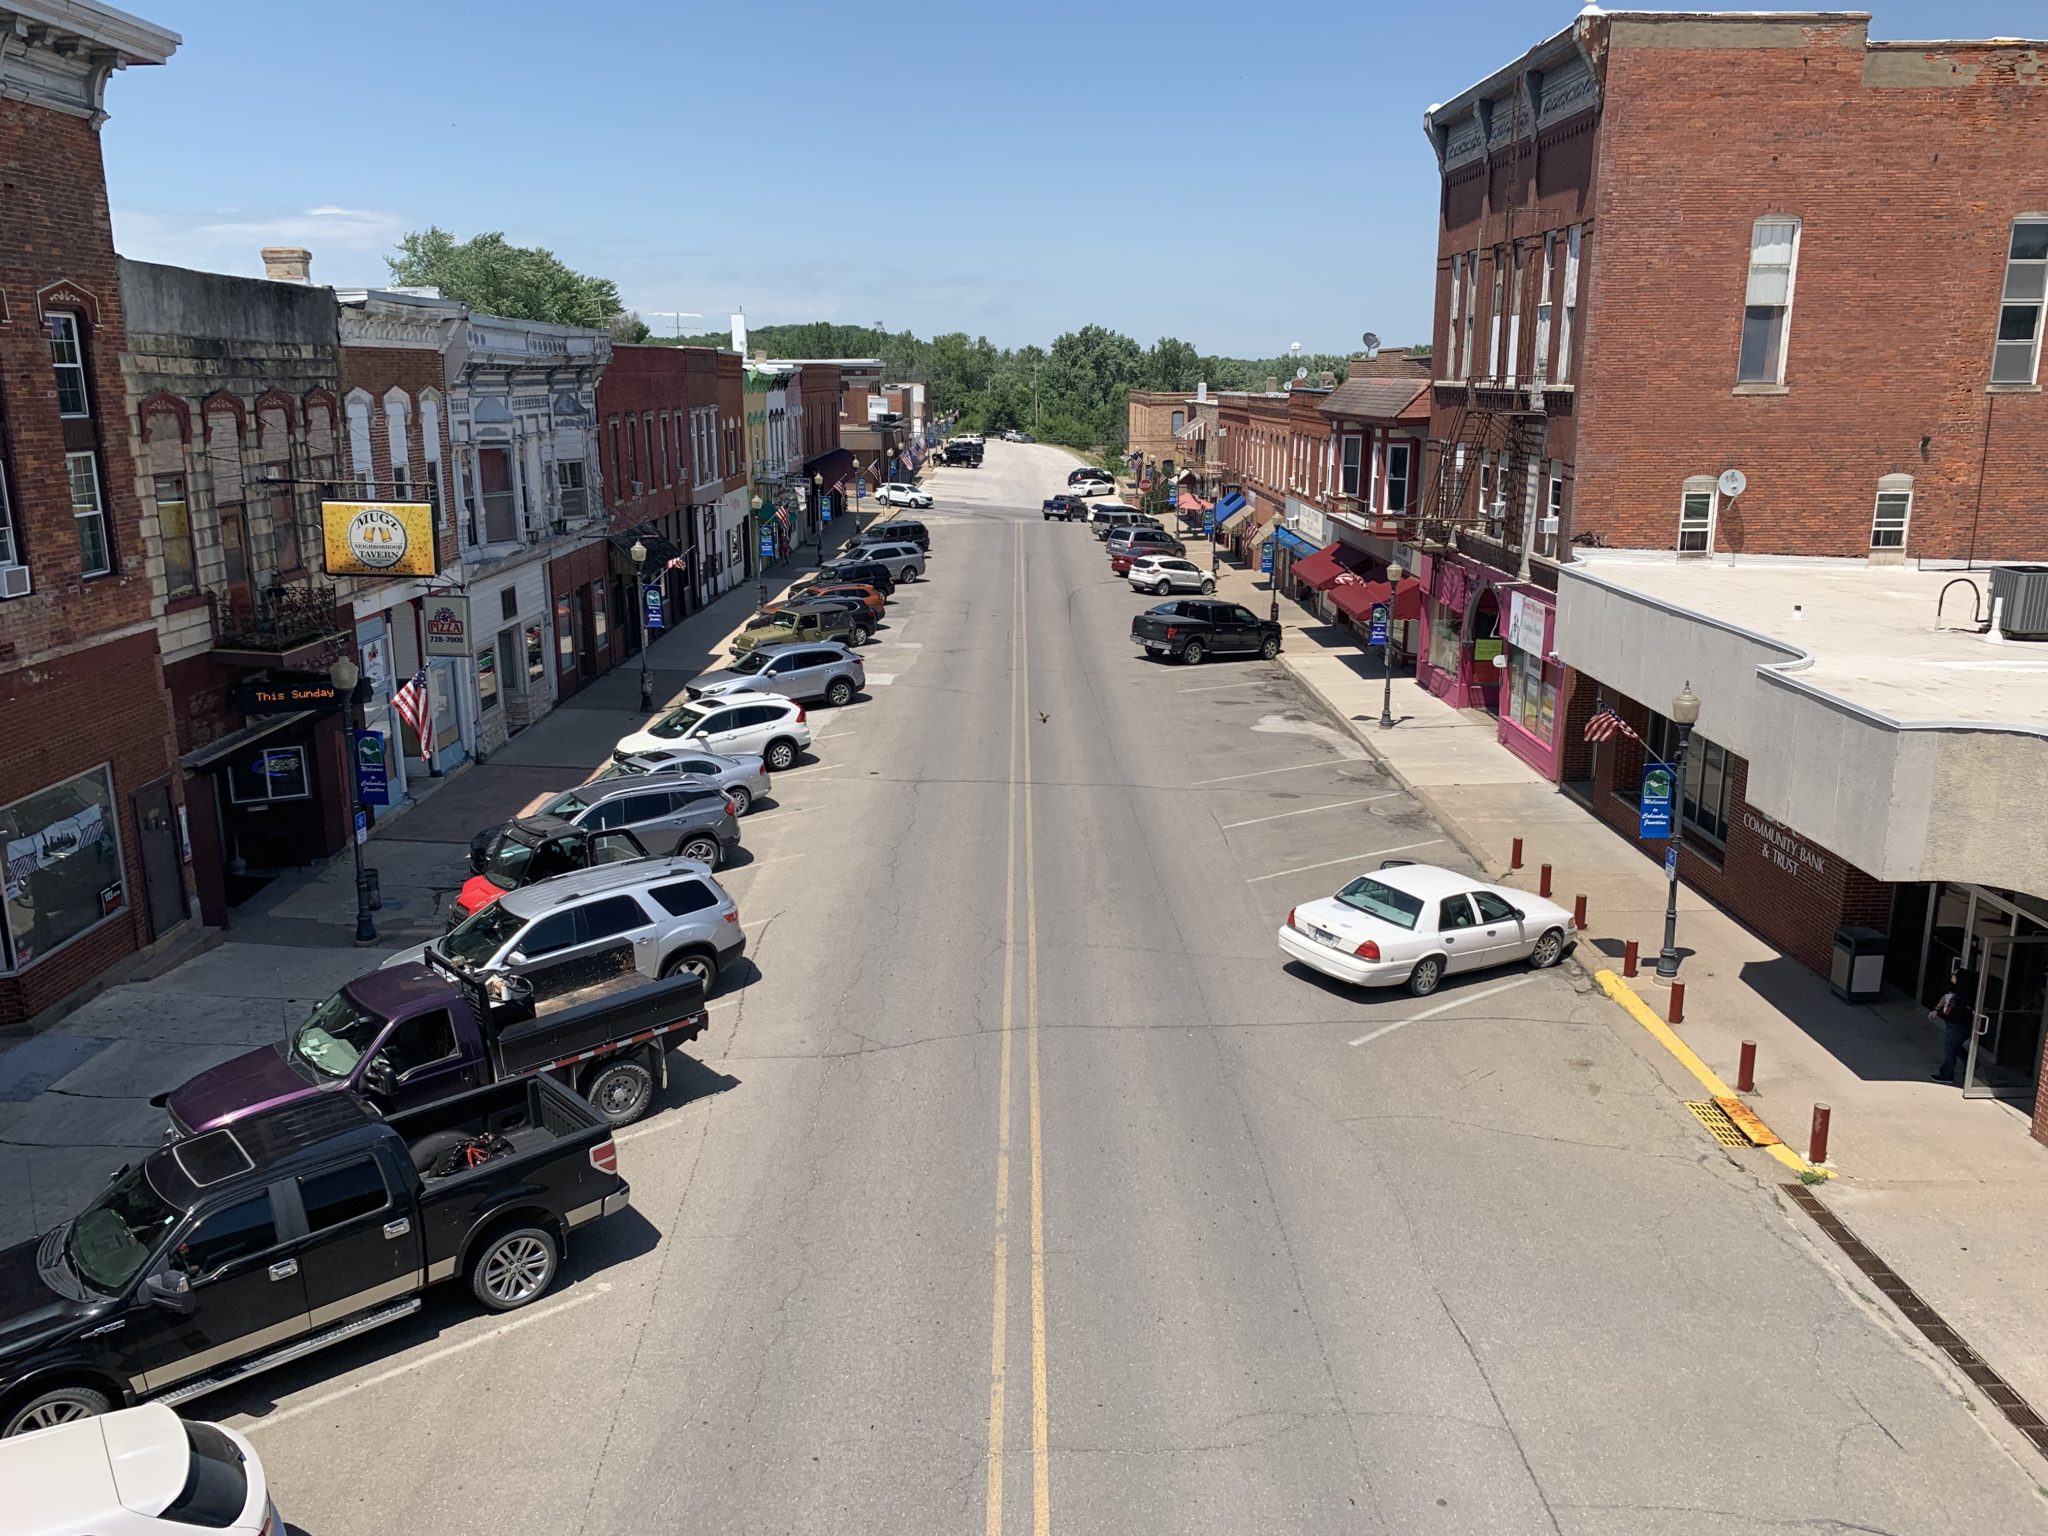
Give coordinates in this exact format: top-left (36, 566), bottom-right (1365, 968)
top-left (1506, 649), bottom-right (1558, 746)
top-left (477, 643), bottom-right (500, 713)
top-left (555, 594), bottom-right (575, 672)
top-left (1645, 714), bottom-right (1730, 844)
top-left (227, 746), bottom-right (310, 805)
top-left (590, 582), bottom-right (608, 648)
top-left (1428, 604), bottom-right (1461, 675)
top-left (1, 766), bottom-right (126, 972)
top-left (525, 624), bottom-right (546, 682)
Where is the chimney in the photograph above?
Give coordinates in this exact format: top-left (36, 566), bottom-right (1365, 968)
top-left (1265, 375), bottom-right (1280, 394)
top-left (1196, 380), bottom-right (1208, 403)
top-left (731, 311), bottom-right (747, 356)
top-left (1320, 370), bottom-right (1336, 387)
top-left (261, 247), bottom-right (312, 284)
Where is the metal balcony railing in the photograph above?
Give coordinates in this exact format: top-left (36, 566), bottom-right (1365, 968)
top-left (216, 582), bottom-right (344, 653)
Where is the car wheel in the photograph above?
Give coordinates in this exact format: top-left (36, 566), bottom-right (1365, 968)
top-left (678, 834), bottom-right (721, 867)
top-left (1530, 928), bottom-right (1566, 969)
top-left (907, 566), bottom-right (923, 582)
top-left (826, 677), bottom-right (856, 706)
top-left (1154, 580), bottom-right (1171, 595)
top-left (727, 785), bottom-right (753, 816)
top-left (764, 738), bottom-right (799, 772)
top-left (4, 1383), bottom-right (113, 1437)
top-left (1180, 638), bottom-right (1206, 665)
top-left (1407, 955), bottom-right (1445, 997)
top-left (1259, 635), bottom-right (1282, 661)
top-left (583, 1057), bottom-right (656, 1126)
top-left (1201, 579), bottom-right (1216, 594)
top-left (661, 948), bottom-right (720, 988)
top-left (850, 626), bottom-right (870, 646)
top-left (471, 1226), bottom-right (558, 1312)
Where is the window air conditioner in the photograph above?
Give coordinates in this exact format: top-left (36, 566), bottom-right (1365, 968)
top-left (1540, 517), bottom-right (1560, 536)
top-left (0, 563), bottom-right (30, 599)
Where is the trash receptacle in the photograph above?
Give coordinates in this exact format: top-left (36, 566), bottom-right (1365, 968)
top-left (1829, 926), bottom-right (1886, 1002)
top-left (364, 868), bottom-right (382, 912)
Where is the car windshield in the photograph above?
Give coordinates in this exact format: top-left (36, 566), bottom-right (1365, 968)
top-left (724, 653), bottom-right (771, 676)
top-left (64, 1162), bottom-right (182, 1294)
top-left (649, 703), bottom-right (717, 740)
top-left (592, 759), bottom-right (643, 781)
top-left (287, 985), bottom-right (389, 1081)
top-left (439, 901), bottom-right (525, 968)
top-left (480, 834), bottom-right (536, 892)
top-left (543, 789), bottom-right (588, 817)
top-left (1333, 877), bottom-right (1424, 930)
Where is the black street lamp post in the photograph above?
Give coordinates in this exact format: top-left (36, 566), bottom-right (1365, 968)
top-left (631, 538), bottom-right (655, 713)
top-left (751, 494), bottom-right (768, 611)
top-left (1656, 683), bottom-right (1703, 980)
top-left (326, 655), bottom-right (378, 945)
top-left (812, 472), bottom-right (826, 561)
top-left (1378, 560), bottom-right (1405, 730)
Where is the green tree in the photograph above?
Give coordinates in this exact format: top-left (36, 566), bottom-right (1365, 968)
top-left (386, 228), bottom-right (628, 328)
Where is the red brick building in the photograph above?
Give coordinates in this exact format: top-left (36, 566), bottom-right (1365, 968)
top-left (0, 6), bottom-right (184, 1024)
top-left (1419, 10), bottom-right (2048, 1119)
top-left (595, 344), bottom-right (697, 659)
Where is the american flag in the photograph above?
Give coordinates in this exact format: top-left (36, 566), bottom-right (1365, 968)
top-left (774, 502), bottom-right (791, 534)
top-left (393, 668), bottom-right (432, 750)
top-left (1583, 704), bottom-right (1642, 745)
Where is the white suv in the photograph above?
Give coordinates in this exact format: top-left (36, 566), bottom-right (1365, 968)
top-left (842, 541), bottom-right (925, 581)
top-left (0, 1403), bottom-right (282, 1533)
top-left (876, 482), bottom-right (932, 508)
top-left (615, 690), bottom-right (813, 771)
top-left (1127, 555), bottom-right (1215, 595)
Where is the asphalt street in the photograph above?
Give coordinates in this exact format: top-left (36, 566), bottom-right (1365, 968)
top-left (11, 443), bottom-right (2047, 1534)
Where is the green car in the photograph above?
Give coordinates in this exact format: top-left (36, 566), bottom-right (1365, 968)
top-left (730, 603), bottom-right (865, 656)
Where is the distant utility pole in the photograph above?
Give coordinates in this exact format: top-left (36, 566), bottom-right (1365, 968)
top-left (1033, 359), bottom-right (1040, 433)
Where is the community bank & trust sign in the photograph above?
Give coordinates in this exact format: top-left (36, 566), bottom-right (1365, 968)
top-left (1742, 809), bottom-right (1827, 878)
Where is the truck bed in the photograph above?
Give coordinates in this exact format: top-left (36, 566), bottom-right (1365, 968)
top-left (490, 972), bottom-right (706, 1077)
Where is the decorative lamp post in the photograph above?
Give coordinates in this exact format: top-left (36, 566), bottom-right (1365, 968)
top-left (1378, 560), bottom-right (1405, 730)
top-left (630, 538), bottom-right (655, 713)
top-left (1655, 682), bottom-right (1702, 980)
top-left (812, 472), bottom-right (826, 559)
top-left (326, 655), bottom-right (378, 945)
top-left (751, 494), bottom-right (767, 610)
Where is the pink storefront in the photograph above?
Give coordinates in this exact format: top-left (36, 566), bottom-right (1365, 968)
top-left (1494, 583), bottom-right (1565, 777)
top-left (1414, 551), bottom-right (1503, 713)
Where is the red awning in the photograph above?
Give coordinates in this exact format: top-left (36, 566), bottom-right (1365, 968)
top-left (1330, 576), bottom-right (1424, 624)
top-left (1290, 541), bottom-right (1371, 592)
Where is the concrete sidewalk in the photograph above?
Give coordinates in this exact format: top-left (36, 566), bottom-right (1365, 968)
top-left (1207, 549), bottom-right (2048, 1421)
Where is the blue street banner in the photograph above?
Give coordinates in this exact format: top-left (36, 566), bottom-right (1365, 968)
top-left (1206, 514), bottom-right (1217, 539)
top-left (643, 581), bottom-right (665, 632)
top-left (1259, 541), bottom-right (1275, 574)
top-left (1368, 603), bottom-right (1389, 647)
top-left (352, 730), bottom-right (389, 807)
top-left (759, 530), bottom-right (775, 562)
top-left (1639, 761), bottom-right (1675, 840)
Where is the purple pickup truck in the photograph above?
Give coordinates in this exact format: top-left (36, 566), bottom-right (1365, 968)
top-left (156, 960), bottom-right (707, 1136)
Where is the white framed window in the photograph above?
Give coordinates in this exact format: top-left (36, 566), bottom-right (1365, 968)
top-left (1385, 441), bottom-right (1412, 514)
top-left (1448, 254), bottom-right (1464, 378)
top-left (557, 460), bottom-right (587, 519)
top-left (1505, 244), bottom-right (1524, 386)
top-left (1678, 476), bottom-right (1717, 555)
top-left (1558, 227), bottom-right (1581, 384)
top-left (1871, 474), bottom-right (1913, 550)
top-left (1534, 232), bottom-right (1555, 385)
top-left (1541, 462), bottom-right (1564, 559)
top-left (1993, 218), bottom-right (2047, 385)
top-left (345, 391), bottom-right (375, 496)
top-left (67, 452), bottom-right (109, 576)
top-left (1488, 252), bottom-right (1505, 380)
top-left (1462, 251), bottom-right (1478, 379)
top-left (0, 456), bottom-right (17, 568)
top-left (48, 313), bottom-right (89, 418)
top-left (1738, 217), bottom-right (1801, 384)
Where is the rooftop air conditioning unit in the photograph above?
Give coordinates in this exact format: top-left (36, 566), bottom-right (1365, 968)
top-left (0, 563), bottom-right (29, 599)
top-left (1989, 565), bottom-right (2048, 640)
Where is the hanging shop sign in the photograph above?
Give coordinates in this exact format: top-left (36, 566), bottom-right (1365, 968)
top-left (1639, 762), bottom-right (1675, 840)
top-left (1506, 590), bottom-right (1551, 656)
top-left (423, 595), bottom-right (472, 658)
top-left (321, 500), bottom-right (438, 578)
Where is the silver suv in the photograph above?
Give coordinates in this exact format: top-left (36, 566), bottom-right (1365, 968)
top-left (841, 541), bottom-right (925, 581)
top-left (532, 771), bottom-right (740, 868)
top-left (416, 857), bottom-right (747, 992)
top-left (689, 642), bottom-right (864, 707)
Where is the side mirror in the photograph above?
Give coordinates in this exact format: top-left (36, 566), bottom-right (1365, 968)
top-left (1510, 907), bottom-right (1526, 921)
top-left (145, 1270), bottom-right (194, 1314)
top-left (508, 950), bottom-right (528, 966)
top-left (361, 1058), bottom-right (398, 1097)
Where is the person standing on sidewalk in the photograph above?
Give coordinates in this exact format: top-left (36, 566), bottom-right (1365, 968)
top-left (1931, 954), bottom-right (1980, 1083)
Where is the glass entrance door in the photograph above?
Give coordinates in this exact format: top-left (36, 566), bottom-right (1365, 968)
top-left (1964, 928), bottom-right (2048, 1104)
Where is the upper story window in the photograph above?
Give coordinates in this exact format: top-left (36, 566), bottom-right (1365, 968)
top-left (1871, 473), bottom-right (1913, 551)
top-left (1171, 410), bottom-right (1185, 435)
top-left (1340, 435), bottom-right (1362, 498)
top-left (0, 452), bottom-right (19, 570)
top-left (1557, 227), bottom-right (1582, 385)
top-left (1993, 218), bottom-right (2047, 386)
top-left (1447, 254), bottom-right (1464, 379)
top-left (1678, 475), bottom-right (1717, 555)
top-left (48, 314), bottom-right (89, 418)
top-left (68, 452), bottom-right (110, 577)
top-left (1738, 218), bottom-right (1801, 385)
top-left (1533, 232), bottom-right (1556, 386)
top-left (1385, 442), bottom-right (1412, 514)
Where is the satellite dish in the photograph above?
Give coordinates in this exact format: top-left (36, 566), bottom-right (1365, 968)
top-left (1717, 469), bottom-right (1747, 499)
top-left (1295, 366), bottom-right (1309, 380)
top-left (1362, 332), bottom-right (1380, 351)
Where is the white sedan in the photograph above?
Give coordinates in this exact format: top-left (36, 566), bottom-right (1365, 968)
top-left (875, 482), bottom-right (932, 508)
top-left (1277, 861), bottom-right (1573, 996)
top-left (1126, 556), bottom-right (1215, 595)
top-left (2, 1402), bottom-right (282, 1533)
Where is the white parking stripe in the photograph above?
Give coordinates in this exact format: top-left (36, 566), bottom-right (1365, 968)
top-left (1221, 793), bottom-right (1402, 830)
top-left (1191, 759), bottom-right (1356, 787)
top-left (1178, 680), bottom-right (1267, 694)
top-left (740, 806), bottom-right (815, 825)
top-left (1245, 839), bottom-right (1446, 884)
top-left (1348, 975), bottom-right (1544, 1047)
top-left (862, 673), bottom-right (897, 686)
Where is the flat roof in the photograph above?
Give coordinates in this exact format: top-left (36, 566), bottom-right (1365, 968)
top-left (1568, 554), bottom-right (2048, 730)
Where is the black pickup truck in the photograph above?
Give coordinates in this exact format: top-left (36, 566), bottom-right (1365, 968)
top-left (0, 1075), bottom-right (628, 1436)
top-left (1130, 598), bottom-right (1284, 665)
top-left (1042, 494), bottom-right (1086, 521)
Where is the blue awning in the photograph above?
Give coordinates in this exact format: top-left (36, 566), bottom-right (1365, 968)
top-left (1214, 492), bottom-right (1251, 531)
top-left (1273, 527), bottom-right (1320, 560)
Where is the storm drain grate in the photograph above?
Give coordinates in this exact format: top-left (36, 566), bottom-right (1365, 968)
top-left (1685, 1100), bottom-right (1747, 1147)
top-left (1785, 1184), bottom-right (2048, 1461)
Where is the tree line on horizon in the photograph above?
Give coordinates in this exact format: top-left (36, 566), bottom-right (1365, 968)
top-left (388, 228), bottom-right (1423, 454)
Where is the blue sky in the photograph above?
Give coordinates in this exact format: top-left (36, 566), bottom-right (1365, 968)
top-left (104, 1), bottom-right (2035, 356)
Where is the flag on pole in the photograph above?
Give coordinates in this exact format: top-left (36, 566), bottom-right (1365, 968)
top-left (1582, 704), bottom-right (1641, 745)
top-left (393, 668), bottom-right (432, 752)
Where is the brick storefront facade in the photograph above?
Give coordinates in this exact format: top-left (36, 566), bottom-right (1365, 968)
top-left (0, 11), bottom-right (187, 1024)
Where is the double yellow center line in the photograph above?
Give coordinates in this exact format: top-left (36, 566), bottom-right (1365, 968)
top-left (986, 523), bottom-right (1051, 1536)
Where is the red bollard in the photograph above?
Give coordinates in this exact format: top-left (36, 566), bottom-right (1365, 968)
top-left (1623, 939), bottom-right (1639, 977)
top-left (1737, 1040), bottom-right (1757, 1094)
top-left (1810, 1104), bottom-right (1832, 1165)
top-left (1573, 893), bottom-right (1588, 929)
top-left (1510, 837), bottom-right (1524, 869)
top-left (1539, 863), bottom-right (1553, 898)
top-left (1669, 981), bottom-right (1686, 1024)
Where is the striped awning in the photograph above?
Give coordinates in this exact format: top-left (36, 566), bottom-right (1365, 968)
top-left (1176, 417), bottom-right (1209, 442)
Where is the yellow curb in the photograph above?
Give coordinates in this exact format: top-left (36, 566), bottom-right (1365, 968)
top-left (1593, 969), bottom-right (1835, 1179)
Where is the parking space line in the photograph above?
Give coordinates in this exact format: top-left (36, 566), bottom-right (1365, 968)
top-left (1177, 680), bottom-right (1267, 694)
top-left (718, 853), bottom-right (808, 874)
top-left (1348, 975), bottom-right (1543, 1047)
top-left (1245, 839), bottom-right (1445, 884)
top-left (1221, 793), bottom-right (1402, 830)
top-left (1190, 759), bottom-right (1353, 787)
top-left (863, 674), bottom-right (897, 686)
top-left (740, 806), bottom-right (815, 825)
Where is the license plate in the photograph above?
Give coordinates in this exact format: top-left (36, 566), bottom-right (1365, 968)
top-left (1311, 927), bottom-right (1339, 947)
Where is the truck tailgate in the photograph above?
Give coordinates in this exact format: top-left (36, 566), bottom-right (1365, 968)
top-left (493, 973), bottom-right (707, 1077)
